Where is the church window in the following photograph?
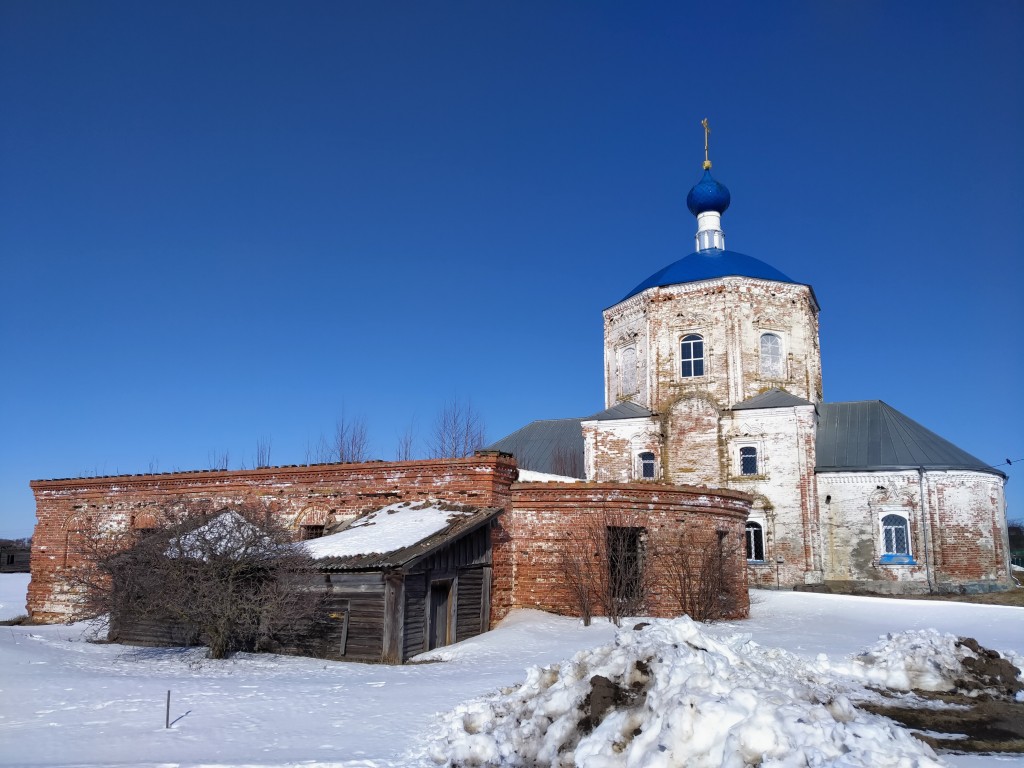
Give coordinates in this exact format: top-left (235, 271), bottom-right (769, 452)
top-left (638, 451), bottom-right (656, 479)
top-left (760, 333), bottom-right (784, 378)
top-left (745, 521), bottom-right (765, 561)
top-left (620, 346), bottom-right (637, 396)
top-left (680, 334), bottom-right (705, 378)
top-left (740, 446), bottom-right (758, 475)
top-left (880, 514), bottom-right (910, 557)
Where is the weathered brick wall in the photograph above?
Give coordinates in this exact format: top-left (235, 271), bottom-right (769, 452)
top-left (816, 471), bottom-right (1010, 593)
top-left (498, 482), bottom-right (752, 620)
top-left (29, 455), bottom-right (518, 622)
top-left (581, 417), bottom-right (661, 482)
top-left (722, 404), bottom-right (821, 587)
top-left (603, 277), bottom-right (822, 413)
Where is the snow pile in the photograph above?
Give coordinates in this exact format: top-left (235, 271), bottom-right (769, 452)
top-left (824, 629), bottom-right (1024, 697)
top-left (303, 499), bottom-right (476, 559)
top-left (430, 617), bottom-right (943, 768)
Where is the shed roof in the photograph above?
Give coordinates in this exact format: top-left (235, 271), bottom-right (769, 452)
top-left (305, 501), bottom-right (501, 571)
top-left (732, 389), bottom-right (814, 411)
top-left (486, 417), bottom-right (586, 478)
top-left (815, 401), bottom-right (1004, 478)
top-left (585, 401), bottom-right (655, 420)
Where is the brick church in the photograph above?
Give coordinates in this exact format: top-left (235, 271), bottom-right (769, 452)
top-left (26, 136), bottom-right (1012, 654)
top-left (491, 137), bottom-right (1012, 595)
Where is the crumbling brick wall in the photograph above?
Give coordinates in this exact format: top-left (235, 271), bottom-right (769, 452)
top-left (29, 455), bottom-right (518, 622)
top-left (498, 482), bottom-right (752, 621)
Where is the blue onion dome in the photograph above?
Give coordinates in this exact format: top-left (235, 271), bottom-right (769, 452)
top-left (686, 169), bottom-right (731, 216)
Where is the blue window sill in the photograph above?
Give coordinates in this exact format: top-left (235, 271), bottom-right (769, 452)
top-left (879, 554), bottom-right (917, 565)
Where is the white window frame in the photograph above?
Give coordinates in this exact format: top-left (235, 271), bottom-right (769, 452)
top-left (759, 332), bottom-right (785, 379)
top-left (878, 510), bottom-right (913, 561)
top-left (679, 332), bottom-right (705, 379)
top-left (636, 451), bottom-right (657, 480)
top-left (745, 519), bottom-right (766, 562)
top-left (733, 440), bottom-right (764, 478)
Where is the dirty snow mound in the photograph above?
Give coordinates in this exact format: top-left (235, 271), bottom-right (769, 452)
top-left (823, 629), bottom-right (1024, 696)
top-left (430, 617), bottom-right (943, 768)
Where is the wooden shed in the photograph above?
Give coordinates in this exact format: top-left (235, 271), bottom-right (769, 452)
top-left (284, 500), bottom-right (501, 664)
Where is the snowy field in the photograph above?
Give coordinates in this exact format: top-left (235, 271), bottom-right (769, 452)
top-left (0, 574), bottom-right (1021, 768)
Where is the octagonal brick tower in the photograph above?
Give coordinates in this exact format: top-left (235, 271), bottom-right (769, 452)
top-left (602, 163), bottom-right (822, 417)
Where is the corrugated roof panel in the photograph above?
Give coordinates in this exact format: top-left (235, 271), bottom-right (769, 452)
top-left (816, 401), bottom-right (1003, 477)
top-left (585, 402), bottom-right (655, 420)
top-left (486, 418), bottom-right (586, 478)
top-left (731, 389), bottom-right (813, 411)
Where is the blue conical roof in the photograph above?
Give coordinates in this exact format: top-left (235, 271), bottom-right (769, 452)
top-left (620, 248), bottom-right (797, 302)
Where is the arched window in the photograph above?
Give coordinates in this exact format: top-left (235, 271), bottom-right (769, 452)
top-left (740, 446), bottom-right (758, 476)
top-left (620, 346), bottom-right (637, 396)
top-left (760, 333), bottom-right (783, 378)
top-left (638, 451), bottom-right (656, 479)
top-left (745, 521), bottom-right (765, 561)
top-left (680, 334), bottom-right (704, 378)
top-left (881, 514), bottom-right (910, 556)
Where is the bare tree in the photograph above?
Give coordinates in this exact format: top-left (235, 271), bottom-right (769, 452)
top-left (306, 412), bottom-right (370, 464)
top-left (395, 419), bottom-right (417, 461)
top-left (208, 450), bottom-right (230, 471)
top-left (428, 397), bottom-right (486, 459)
top-left (74, 500), bottom-right (323, 659)
top-left (333, 413), bottom-right (369, 463)
top-left (254, 437), bottom-right (273, 469)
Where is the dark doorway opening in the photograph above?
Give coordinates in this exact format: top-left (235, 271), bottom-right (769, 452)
top-left (428, 581), bottom-right (452, 650)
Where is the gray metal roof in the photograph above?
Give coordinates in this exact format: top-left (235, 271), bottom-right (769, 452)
top-left (486, 418), bottom-right (586, 478)
top-left (585, 401), bottom-right (655, 420)
top-left (313, 505), bottom-right (502, 571)
top-left (732, 389), bottom-right (813, 411)
top-left (815, 401), bottom-right (1004, 477)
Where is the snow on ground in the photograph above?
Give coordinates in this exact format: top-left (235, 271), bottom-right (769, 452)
top-left (0, 572), bottom-right (29, 620)
top-left (0, 575), bottom-right (1021, 767)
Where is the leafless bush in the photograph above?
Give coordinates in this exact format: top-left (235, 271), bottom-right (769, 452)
top-left (72, 500), bottom-right (323, 659)
top-left (428, 397), bottom-right (486, 459)
top-left (557, 511), bottom-right (649, 626)
top-left (654, 530), bottom-right (739, 622)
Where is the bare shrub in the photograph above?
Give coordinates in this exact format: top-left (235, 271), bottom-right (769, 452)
top-left (654, 529), bottom-right (741, 622)
top-left (395, 419), bottom-right (417, 461)
top-left (254, 436), bottom-right (272, 468)
top-left (428, 397), bottom-right (486, 459)
top-left (73, 500), bottom-right (323, 659)
top-left (556, 511), bottom-right (649, 627)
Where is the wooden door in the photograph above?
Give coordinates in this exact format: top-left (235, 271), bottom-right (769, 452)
top-left (428, 581), bottom-right (451, 650)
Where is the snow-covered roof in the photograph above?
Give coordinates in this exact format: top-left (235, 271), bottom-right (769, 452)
top-left (302, 500), bottom-right (501, 571)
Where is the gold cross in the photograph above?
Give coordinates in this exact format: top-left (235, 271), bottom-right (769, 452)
top-left (702, 118), bottom-right (712, 169)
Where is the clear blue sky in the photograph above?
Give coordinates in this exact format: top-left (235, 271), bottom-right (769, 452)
top-left (1, 1), bottom-right (1021, 539)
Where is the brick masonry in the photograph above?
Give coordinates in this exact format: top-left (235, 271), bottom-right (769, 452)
top-left (28, 455), bottom-right (753, 624)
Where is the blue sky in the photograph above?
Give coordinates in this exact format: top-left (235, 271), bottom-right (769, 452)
top-left (1, 1), bottom-right (1021, 539)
